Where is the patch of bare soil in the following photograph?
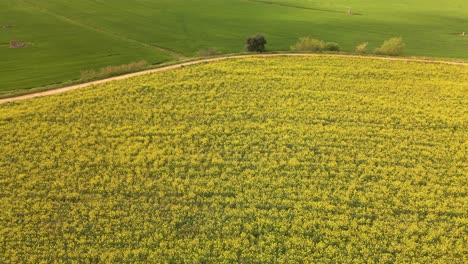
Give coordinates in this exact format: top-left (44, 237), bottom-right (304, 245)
top-left (451, 32), bottom-right (468, 37)
top-left (9, 41), bottom-right (28, 48)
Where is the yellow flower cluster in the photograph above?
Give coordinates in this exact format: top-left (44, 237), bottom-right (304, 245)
top-left (0, 57), bottom-right (467, 263)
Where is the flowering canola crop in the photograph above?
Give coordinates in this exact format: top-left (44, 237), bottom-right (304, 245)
top-left (0, 57), bottom-right (467, 263)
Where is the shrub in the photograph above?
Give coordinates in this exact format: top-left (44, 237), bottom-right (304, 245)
top-left (355, 42), bottom-right (368, 54)
top-left (81, 60), bottom-right (148, 81)
top-left (290, 37), bottom-right (325, 52)
top-left (374, 37), bottom-right (405, 56)
top-left (197, 48), bottom-right (219, 57)
top-left (245, 34), bottom-right (267, 52)
top-left (324, 42), bottom-right (340, 51)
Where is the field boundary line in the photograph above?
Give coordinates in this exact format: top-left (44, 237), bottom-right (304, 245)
top-left (248, 0), bottom-right (354, 15)
top-left (1, 53), bottom-right (467, 104)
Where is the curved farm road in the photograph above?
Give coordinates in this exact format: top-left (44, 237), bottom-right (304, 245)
top-left (1, 53), bottom-right (467, 104)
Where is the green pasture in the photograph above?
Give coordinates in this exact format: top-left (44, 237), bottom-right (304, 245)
top-left (1, 0), bottom-right (467, 93)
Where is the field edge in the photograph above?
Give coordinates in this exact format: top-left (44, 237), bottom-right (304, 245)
top-left (1, 52), bottom-right (467, 104)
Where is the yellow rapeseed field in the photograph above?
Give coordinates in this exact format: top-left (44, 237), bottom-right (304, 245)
top-left (0, 57), bottom-right (467, 263)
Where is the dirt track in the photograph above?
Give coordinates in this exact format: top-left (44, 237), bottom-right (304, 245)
top-left (1, 53), bottom-right (466, 104)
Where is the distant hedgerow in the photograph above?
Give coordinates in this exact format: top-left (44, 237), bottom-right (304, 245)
top-left (291, 37), bottom-right (340, 52)
top-left (290, 37), bottom-right (325, 52)
top-left (324, 42), bottom-right (340, 51)
top-left (197, 48), bottom-right (220, 57)
top-left (81, 61), bottom-right (148, 81)
top-left (355, 42), bottom-right (369, 54)
top-left (374, 37), bottom-right (405, 56)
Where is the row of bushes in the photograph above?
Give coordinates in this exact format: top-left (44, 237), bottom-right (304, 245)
top-left (290, 37), bottom-right (340, 52)
top-left (196, 35), bottom-right (405, 58)
top-left (373, 37), bottom-right (405, 56)
top-left (79, 37), bottom-right (405, 81)
top-left (353, 38), bottom-right (406, 56)
top-left (290, 37), bottom-right (405, 56)
top-left (80, 60), bottom-right (148, 81)
top-left (235, 34), bottom-right (405, 56)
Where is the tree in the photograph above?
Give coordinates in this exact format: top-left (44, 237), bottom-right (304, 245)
top-left (245, 34), bottom-right (267, 52)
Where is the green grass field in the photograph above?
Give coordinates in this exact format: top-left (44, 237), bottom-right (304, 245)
top-left (1, 56), bottom-right (467, 262)
top-left (1, 0), bottom-right (467, 93)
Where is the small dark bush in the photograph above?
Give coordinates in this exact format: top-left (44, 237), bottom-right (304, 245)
top-left (324, 42), bottom-right (340, 51)
top-left (245, 34), bottom-right (267, 52)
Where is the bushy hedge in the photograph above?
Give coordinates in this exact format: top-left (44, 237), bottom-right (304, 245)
top-left (197, 48), bottom-right (219, 57)
top-left (80, 61), bottom-right (148, 81)
top-left (374, 37), bottom-right (405, 56)
top-left (355, 42), bottom-right (368, 54)
top-left (291, 37), bottom-right (340, 52)
top-left (291, 37), bottom-right (325, 52)
top-left (324, 42), bottom-right (340, 51)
